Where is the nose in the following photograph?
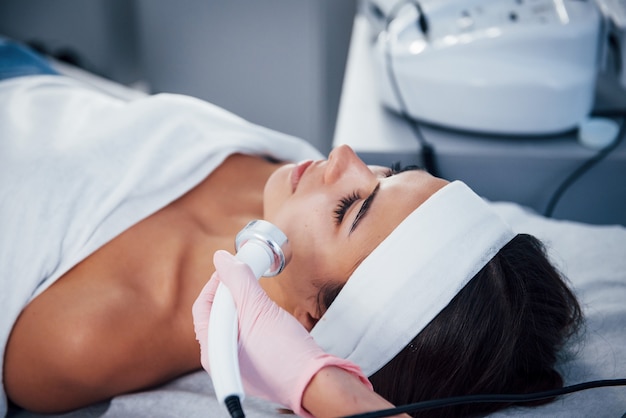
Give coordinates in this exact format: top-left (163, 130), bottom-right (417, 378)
top-left (323, 145), bottom-right (369, 184)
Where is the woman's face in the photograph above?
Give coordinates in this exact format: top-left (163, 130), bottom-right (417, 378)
top-left (262, 145), bottom-right (448, 328)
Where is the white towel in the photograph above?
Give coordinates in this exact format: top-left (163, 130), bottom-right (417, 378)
top-left (0, 74), bottom-right (323, 416)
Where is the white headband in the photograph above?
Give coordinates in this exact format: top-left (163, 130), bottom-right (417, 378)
top-left (310, 181), bottom-right (516, 376)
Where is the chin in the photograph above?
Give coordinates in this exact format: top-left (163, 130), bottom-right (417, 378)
top-left (263, 163), bottom-right (294, 222)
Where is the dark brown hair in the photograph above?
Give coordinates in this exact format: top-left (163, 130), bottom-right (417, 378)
top-left (318, 234), bottom-right (583, 417)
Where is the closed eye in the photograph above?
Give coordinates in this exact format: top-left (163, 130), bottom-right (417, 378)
top-left (350, 184), bottom-right (379, 234)
top-left (334, 191), bottom-right (360, 225)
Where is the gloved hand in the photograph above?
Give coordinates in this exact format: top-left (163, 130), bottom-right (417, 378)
top-left (192, 250), bottom-right (372, 416)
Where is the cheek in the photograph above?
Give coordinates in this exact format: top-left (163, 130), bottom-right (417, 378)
top-left (288, 239), bottom-right (346, 291)
top-left (263, 179), bottom-right (356, 275)
top-left (265, 190), bottom-right (331, 238)
top-left (267, 200), bottom-right (337, 263)
top-left (263, 164), bottom-right (293, 221)
top-left (274, 205), bottom-right (326, 251)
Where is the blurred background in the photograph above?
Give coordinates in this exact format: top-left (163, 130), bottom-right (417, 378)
top-left (2, 0), bottom-right (625, 225)
top-left (0, 0), bottom-right (357, 154)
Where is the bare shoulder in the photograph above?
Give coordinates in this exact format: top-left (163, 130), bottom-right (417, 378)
top-left (4, 203), bottom-right (210, 412)
top-left (4, 152), bottom-right (281, 412)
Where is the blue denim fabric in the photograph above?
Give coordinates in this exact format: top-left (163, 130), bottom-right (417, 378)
top-left (0, 38), bottom-right (59, 80)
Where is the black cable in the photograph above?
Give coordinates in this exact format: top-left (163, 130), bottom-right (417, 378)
top-left (342, 378), bottom-right (626, 418)
top-left (224, 394), bottom-right (245, 418)
top-left (383, 0), bottom-right (440, 177)
top-left (544, 113), bottom-right (626, 218)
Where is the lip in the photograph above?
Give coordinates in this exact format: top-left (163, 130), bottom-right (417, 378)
top-left (291, 160), bottom-right (314, 192)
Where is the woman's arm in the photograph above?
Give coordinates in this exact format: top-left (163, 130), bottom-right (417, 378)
top-left (303, 366), bottom-right (408, 418)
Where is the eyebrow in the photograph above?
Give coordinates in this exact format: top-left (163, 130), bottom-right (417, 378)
top-left (349, 183), bottom-right (380, 235)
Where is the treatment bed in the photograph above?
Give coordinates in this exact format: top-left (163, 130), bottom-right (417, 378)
top-left (5, 58), bottom-right (626, 418)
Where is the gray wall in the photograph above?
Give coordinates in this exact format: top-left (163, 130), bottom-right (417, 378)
top-left (0, 0), bottom-right (141, 84)
top-left (0, 0), bottom-right (356, 153)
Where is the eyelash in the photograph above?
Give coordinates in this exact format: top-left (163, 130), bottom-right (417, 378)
top-left (387, 162), bottom-right (423, 177)
top-left (333, 163), bottom-right (422, 225)
top-left (334, 191), bottom-right (360, 225)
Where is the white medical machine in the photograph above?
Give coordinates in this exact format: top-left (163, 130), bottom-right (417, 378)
top-left (596, 0), bottom-right (626, 88)
top-left (364, 0), bottom-right (607, 136)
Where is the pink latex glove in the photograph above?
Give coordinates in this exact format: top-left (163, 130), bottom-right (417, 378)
top-left (192, 250), bottom-right (372, 416)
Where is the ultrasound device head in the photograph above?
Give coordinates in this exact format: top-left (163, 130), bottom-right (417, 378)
top-left (235, 220), bottom-right (292, 277)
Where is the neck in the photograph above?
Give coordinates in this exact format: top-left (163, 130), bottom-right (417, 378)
top-left (259, 266), bottom-right (319, 331)
top-left (174, 153), bottom-right (285, 238)
top-left (259, 276), bottom-right (289, 311)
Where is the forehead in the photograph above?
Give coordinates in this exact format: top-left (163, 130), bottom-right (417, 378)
top-left (384, 169), bottom-right (445, 218)
top-left (352, 168), bottom-right (448, 263)
top-left (375, 166), bottom-right (447, 215)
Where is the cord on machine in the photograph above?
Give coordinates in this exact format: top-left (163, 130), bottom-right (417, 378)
top-left (544, 112), bottom-right (625, 218)
top-left (382, 0), bottom-right (440, 178)
top-left (380, 0), bottom-right (625, 218)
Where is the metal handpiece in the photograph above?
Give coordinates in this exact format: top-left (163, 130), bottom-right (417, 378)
top-left (207, 220), bottom-right (291, 414)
